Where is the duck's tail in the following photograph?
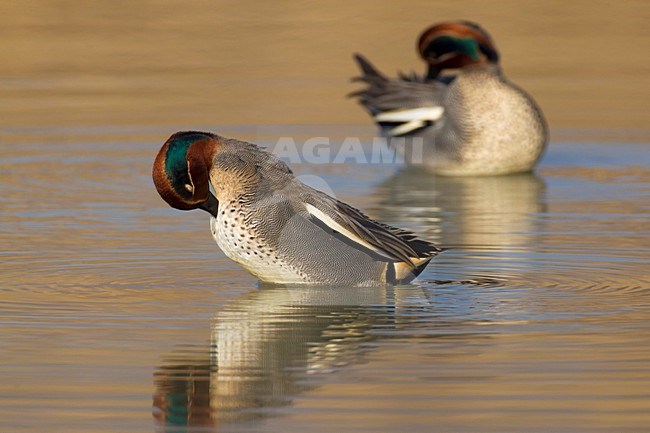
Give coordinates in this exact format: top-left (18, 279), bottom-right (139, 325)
top-left (352, 53), bottom-right (389, 82)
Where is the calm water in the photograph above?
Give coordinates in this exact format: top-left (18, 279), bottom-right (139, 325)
top-left (2, 1), bottom-right (650, 432)
top-left (2, 134), bottom-right (649, 432)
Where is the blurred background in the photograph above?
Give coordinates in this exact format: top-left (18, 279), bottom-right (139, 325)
top-left (1, 2), bottom-right (649, 432)
top-left (1, 0), bottom-right (648, 142)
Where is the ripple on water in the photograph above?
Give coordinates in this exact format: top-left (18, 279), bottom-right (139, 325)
top-left (2, 138), bottom-right (650, 432)
top-left (150, 278), bottom-right (649, 431)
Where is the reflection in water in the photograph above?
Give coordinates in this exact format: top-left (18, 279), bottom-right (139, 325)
top-left (153, 285), bottom-right (482, 429)
top-left (3, 138), bottom-right (648, 432)
top-left (1, 0), bottom-right (649, 430)
top-left (374, 168), bottom-right (546, 249)
top-left (372, 169), bottom-right (547, 284)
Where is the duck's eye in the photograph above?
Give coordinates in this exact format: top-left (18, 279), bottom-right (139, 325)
top-left (184, 183), bottom-right (194, 193)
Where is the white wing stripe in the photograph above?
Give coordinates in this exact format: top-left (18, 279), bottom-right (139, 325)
top-left (387, 120), bottom-right (426, 136)
top-left (305, 204), bottom-right (394, 260)
top-left (374, 106), bottom-right (444, 123)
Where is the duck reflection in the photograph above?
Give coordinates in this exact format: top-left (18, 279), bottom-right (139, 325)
top-left (373, 168), bottom-right (546, 250)
top-left (153, 284), bottom-right (478, 429)
top-left (151, 172), bottom-right (543, 429)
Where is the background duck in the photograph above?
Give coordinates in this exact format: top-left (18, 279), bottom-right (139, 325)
top-left (351, 20), bottom-right (548, 176)
top-left (153, 131), bottom-right (442, 286)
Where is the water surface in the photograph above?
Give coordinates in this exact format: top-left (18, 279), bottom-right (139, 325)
top-left (1, 136), bottom-right (648, 432)
top-left (1, 1), bottom-right (650, 432)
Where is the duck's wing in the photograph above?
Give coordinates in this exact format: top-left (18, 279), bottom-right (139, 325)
top-left (296, 184), bottom-right (442, 268)
top-left (350, 54), bottom-right (447, 137)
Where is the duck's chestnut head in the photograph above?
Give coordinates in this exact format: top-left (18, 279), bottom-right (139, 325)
top-left (152, 131), bottom-right (220, 217)
top-left (417, 21), bottom-right (499, 77)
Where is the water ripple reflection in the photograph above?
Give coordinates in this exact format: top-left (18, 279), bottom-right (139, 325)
top-left (153, 272), bottom-right (648, 431)
top-left (2, 138), bottom-right (649, 432)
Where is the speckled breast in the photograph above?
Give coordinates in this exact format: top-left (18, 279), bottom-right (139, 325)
top-left (209, 204), bottom-right (308, 284)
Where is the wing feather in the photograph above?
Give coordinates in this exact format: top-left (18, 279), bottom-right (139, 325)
top-left (350, 53), bottom-right (447, 136)
top-left (300, 186), bottom-right (441, 267)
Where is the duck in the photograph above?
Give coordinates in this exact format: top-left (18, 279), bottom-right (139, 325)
top-left (351, 20), bottom-right (548, 176)
top-left (152, 131), bottom-right (442, 286)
